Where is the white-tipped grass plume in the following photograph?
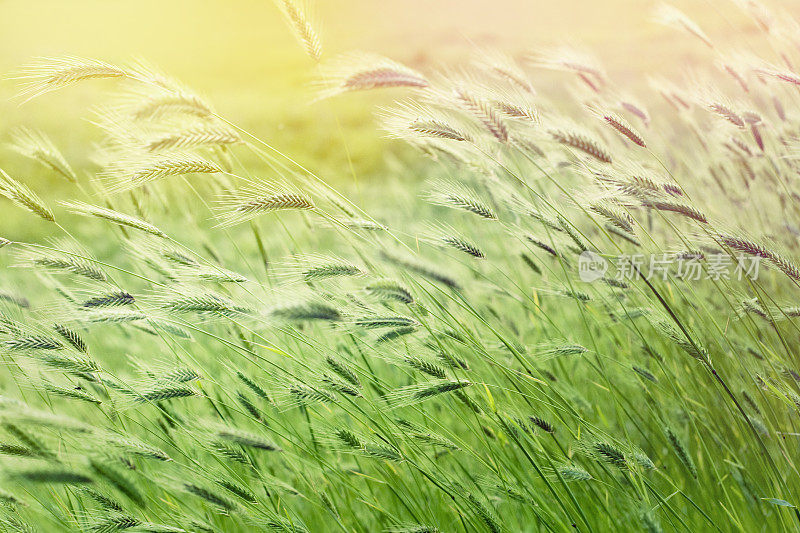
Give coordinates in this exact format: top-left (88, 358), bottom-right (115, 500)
top-left (9, 127), bottom-right (77, 182)
top-left (530, 46), bottom-right (606, 92)
top-left (316, 53), bottom-right (428, 99)
top-left (276, 254), bottom-right (366, 283)
top-left (654, 3), bottom-right (715, 49)
top-left (425, 180), bottom-right (498, 220)
top-left (62, 201), bottom-right (165, 237)
top-left (0, 170), bottom-right (55, 222)
top-left (100, 151), bottom-right (224, 192)
top-left (275, 0), bottom-right (323, 62)
top-left (473, 49), bottom-right (534, 94)
top-left (216, 182), bottom-right (315, 227)
top-left (420, 223), bottom-right (486, 259)
top-left (11, 57), bottom-right (130, 102)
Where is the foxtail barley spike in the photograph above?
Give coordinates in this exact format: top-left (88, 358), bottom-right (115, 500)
top-left (454, 87), bottom-right (509, 143)
top-left (278, 0), bottom-right (323, 62)
top-left (14, 57), bottom-right (129, 101)
top-left (597, 111), bottom-right (646, 147)
top-left (0, 170), bottom-right (55, 222)
top-left (550, 129), bottom-right (612, 163)
top-left (9, 127), bottom-right (77, 182)
top-left (63, 201), bottom-right (165, 236)
top-left (718, 234), bottom-right (800, 282)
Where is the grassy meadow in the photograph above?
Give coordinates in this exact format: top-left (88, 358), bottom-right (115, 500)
top-left (1, 1), bottom-right (800, 532)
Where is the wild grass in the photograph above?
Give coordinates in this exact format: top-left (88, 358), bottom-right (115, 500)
top-left (1, 1), bottom-right (800, 532)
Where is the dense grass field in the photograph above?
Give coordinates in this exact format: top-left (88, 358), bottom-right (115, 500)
top-left (2, 1), bottom-right (800, 532)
